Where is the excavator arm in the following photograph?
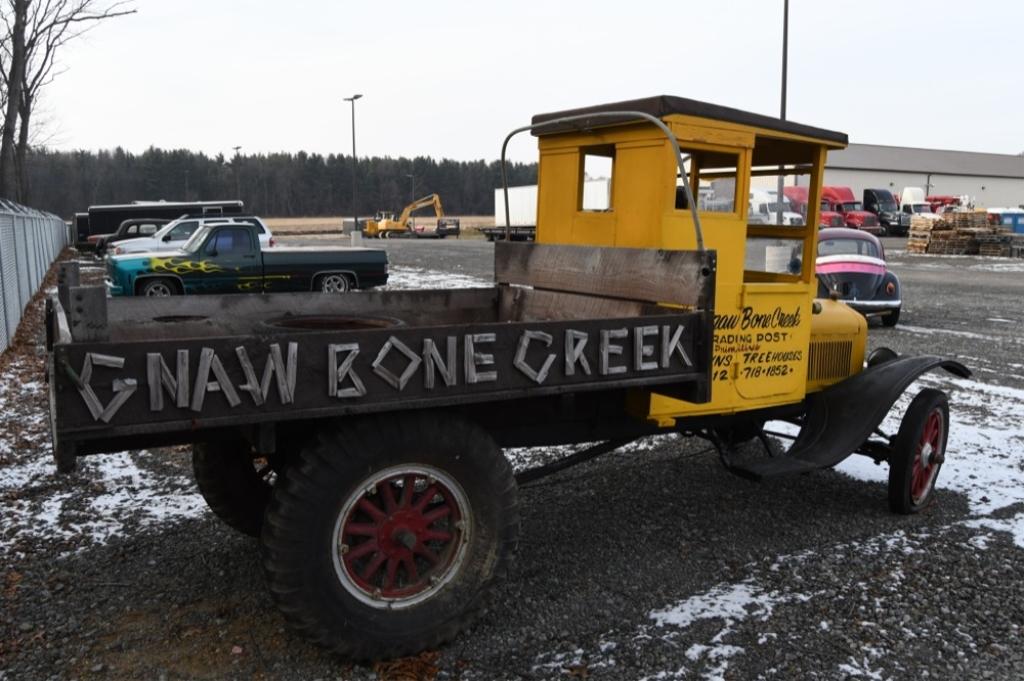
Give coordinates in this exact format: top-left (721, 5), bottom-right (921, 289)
top-left (397, 193), bottom-right (444, 227)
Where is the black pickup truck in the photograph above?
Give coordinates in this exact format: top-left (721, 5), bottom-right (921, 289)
top-left (106, 222), bottom-right (388, 296)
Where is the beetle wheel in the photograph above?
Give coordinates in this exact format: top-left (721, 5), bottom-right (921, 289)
top-left (888, 388), bottom-right (948, 514)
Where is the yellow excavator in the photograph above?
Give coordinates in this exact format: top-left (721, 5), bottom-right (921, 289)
top-left (363, 193), bottom-right (460, 239)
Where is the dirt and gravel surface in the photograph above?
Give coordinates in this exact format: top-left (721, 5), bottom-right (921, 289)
top-left (2, 237), bottom-right (1024, 680)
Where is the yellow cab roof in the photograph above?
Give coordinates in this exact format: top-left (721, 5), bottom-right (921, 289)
top-left (531, 95), bottom-right (848, 149)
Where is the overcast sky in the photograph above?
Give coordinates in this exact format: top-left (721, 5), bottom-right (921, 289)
top-left (42, 0), bottom-right (1023, 163)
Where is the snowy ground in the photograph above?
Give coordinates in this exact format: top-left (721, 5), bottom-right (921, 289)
top-left (3, 243), bottom-right (1024, 680)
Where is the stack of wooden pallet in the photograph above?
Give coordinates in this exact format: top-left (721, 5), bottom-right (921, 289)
top-left (976, 231), bottom-right (1013, 257)
top-left (942, 210), bottom-right (989, 230)
top-left (906, 216), bottom-right (948, 254)
top-left (926, 227), bottom-right (974, 255)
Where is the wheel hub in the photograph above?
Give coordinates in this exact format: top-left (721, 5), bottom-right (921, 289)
top-left (911, 409), bottom-right (945, 504)
top-left (332, 465), bottom-right (470, 608)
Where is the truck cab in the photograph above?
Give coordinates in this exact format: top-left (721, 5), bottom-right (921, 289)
top-left (530, 95), bottom-right (869, 423)
top-left (783, 186), bottom-right (845, 228)
top-left (821, 186), bottom-right (882, 235)
top-left (900, 187), bottom-right (941, 222)
top-left (863, 188), bottom-right (908, 235)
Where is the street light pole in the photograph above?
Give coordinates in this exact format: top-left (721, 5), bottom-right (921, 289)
top-left (776, 0), bottom-right (789, 226)
top-left (232, 145), bottom-right (242, 200)
top-left (344, 94), bottom-right (363, 233)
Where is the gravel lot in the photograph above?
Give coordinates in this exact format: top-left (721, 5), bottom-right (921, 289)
top-left (2, 237), bottom-right (1023, 680)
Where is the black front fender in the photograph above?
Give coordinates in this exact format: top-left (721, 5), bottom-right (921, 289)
top-left (792, 354), bottom-right (969, 465)
top-left (730, 354), bottom-right (969, 480)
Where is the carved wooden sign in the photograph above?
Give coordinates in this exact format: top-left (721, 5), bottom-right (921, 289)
top-left (52, 314), bottom-right (709, 435)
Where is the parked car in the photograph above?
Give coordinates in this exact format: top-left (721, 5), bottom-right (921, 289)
top-left (105, 222), bottom-right (388, 296)
top-left (816, 227), bottom-right (901, 326)
top-left (111, 215), bottom-right (274, 255)
top-left (821, 186), bottom-right (883, 235)
top-left (863, 188), bottom-right (909, 236)
top-left (90, 218), bottom-right (170, 254)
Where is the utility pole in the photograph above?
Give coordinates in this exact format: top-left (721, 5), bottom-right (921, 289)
top-left (344, 94), bottom-right (363, 233)
top-left (776, 0), bottom-right (789, 227)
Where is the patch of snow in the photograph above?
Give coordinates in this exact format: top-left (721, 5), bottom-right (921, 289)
top-left (773, 373), bottom-right (1024, 518)
top-left (383, 266), bottom-right (490, 290)
top-left (964, 514), bottom-right (1024, 550)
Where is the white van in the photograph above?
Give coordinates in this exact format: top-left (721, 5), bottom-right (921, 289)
top-left (748, 189), bottom-right (804, 226)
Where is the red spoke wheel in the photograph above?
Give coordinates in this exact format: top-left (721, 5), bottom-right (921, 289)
top-left (261, 413), bottom-right (519, 660)
top-left (888, 388), bottom-right (949, 514)
top-left (333, 465), bottom-right (470, 607)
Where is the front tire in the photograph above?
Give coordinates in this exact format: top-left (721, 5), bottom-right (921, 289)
top-left (261, 414), bottom-right (519, 660)
top-left (882, 308), bottom-right (901, 327)
top-left (888, 389), bottom-right (948, 514)
top-left (139, 278), bottom-right (177, 297)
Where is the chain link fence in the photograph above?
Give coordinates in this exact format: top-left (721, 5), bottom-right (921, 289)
top-left (0, 199), bottom-right (69, 354)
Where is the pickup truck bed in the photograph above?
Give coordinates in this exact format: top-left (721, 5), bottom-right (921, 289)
top-left (51, 242), bottom-right (715, 462)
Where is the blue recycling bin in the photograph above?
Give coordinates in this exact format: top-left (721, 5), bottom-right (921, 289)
top-left (1002, 211), bottom-right (1024, 234)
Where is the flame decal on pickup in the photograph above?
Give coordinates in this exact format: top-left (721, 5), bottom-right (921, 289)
top-left (148, 257), bottom-right (226, 275)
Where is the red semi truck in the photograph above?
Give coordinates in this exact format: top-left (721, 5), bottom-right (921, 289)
top-left (783, 187), bottom-right (845, 228)
top-left (821, 186), bottom-right (883, 235)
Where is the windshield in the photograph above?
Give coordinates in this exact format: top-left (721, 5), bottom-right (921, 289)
top-left (879, 201), bottom-right (898, 212)
top-left (182, 225), bottom-right (214, 253)
top-left (912, 204), bottom-right (932, 213)
top-left (841, 202), bottom-right (863, 212)
top-left (818, 238), bottom-right (881, 259)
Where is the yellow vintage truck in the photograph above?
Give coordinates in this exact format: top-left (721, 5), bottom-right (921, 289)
top-left (46, 95), bottom-right (967, 659)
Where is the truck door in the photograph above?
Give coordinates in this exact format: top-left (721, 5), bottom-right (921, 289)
top-left (200, 226), bottom-right (262, 293)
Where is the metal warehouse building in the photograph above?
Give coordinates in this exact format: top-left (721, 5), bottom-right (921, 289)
top-left (824, 144), bottom-right (1024, 209)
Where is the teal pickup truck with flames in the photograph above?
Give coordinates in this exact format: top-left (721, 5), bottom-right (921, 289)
top-left (106, 222), bottom-right (389, 296)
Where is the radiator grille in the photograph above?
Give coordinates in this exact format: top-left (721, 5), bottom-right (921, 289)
top-left (808, 340), bottom-right (853, 382)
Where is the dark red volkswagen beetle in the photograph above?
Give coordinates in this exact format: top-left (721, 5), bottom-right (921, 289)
top-left (816, 228), bottom-right (902, 327)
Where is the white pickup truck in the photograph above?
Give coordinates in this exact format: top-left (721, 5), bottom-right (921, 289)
top-left (111, 215), bottom-right (275, 255)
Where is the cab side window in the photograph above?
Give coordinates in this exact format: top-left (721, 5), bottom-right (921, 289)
top-left (205, 228), bottom-right (252, 256)
top-left (169, 220), bottom-right (200, 240)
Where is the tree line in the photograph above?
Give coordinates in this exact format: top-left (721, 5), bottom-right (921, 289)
top-left (23, 146), bottom-right (539, 218)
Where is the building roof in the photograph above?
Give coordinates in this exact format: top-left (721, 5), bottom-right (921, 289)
top-left (531, 95), bottom-right (849, 145)
top-left (827, 144), bottom-right (1024, 179)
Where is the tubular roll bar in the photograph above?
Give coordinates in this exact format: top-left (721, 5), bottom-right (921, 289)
top-left (499, 110), bottom-right (705, 252)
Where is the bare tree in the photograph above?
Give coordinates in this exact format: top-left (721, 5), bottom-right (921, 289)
top-left (0, 0), bottom-right (134, 201)
top-left (0, 0), bottom-right (27, 199)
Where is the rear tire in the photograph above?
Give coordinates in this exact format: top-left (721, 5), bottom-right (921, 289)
top-left (319, 273), bottom-right (351, 293)
top-left (882, 308), bottom-right (901, 327)
top-left (888, 389), bottom-right (948, 514)
top-left (261, 414), bottom-right (519, 660)
top-left (193, 441), bottom-right (277, 536)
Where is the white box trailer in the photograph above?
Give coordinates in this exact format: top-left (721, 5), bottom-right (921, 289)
top-left (487, 180), bottom-right (610, 241)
